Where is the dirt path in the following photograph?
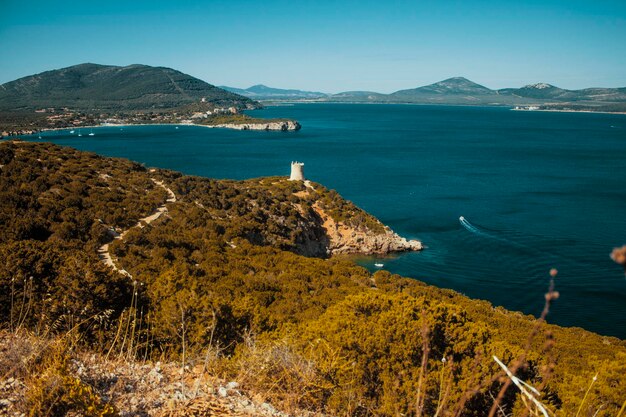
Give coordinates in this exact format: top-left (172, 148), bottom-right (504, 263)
top-left (97, 179), bottom-right (176, 277)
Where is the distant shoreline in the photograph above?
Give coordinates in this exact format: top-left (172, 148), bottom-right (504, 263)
top-left (509, 108), bottom-right (626, 115)
top-left (4, 104), bottom-right (624, 140)
top-left (11, 121), bottom-right (300, 137)
top-left (257, 101), bottom-right (626, 115)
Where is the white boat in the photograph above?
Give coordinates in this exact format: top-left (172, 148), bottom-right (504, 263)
top-left (374, 263), bottom-right (384, 268)
top-left (69, 130), bottom-right (75, 134)
top-left (88, 129), bottom-right (95, 136)
top-left (77, 129), bottom-right (82, 137)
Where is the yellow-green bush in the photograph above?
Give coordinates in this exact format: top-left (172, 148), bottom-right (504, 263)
top-left (24, 338), bottom-right (116, 417)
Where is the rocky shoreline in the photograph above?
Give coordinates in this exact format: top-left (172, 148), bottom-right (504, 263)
top-left (205, 120), bottom-right (301, 131)
top-left (0, 120), bottom-right (302, 138)
top-left (308, 198), bottom-right (423, 256)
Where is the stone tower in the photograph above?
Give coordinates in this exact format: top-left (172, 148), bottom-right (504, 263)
top-left (289, 161), bottom-right (305, 181)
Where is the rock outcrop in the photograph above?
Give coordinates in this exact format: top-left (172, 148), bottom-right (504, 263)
top-left (210, 120), bottom-right (301, 131)
top-left (311, 201), bottom-right (423, 255)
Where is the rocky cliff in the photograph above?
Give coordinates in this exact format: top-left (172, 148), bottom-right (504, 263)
top-left (312, 200), bottom-right (422, 255)
top-left (281, 182), bottom-right (422, 256)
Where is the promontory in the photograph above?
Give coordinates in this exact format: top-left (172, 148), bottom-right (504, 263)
top-left (0, 63), bottom-right (301, 136)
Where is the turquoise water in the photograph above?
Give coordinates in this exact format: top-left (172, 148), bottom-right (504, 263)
top-left (21, 104), bottom-right (626, 338)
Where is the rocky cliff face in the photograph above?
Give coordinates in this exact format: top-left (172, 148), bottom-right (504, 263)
top-left (211, 120), bottom-right (301, 131)
top-left (283, 183), bottom-right (422, 256)
top-left (311, 200), bottom-right (423, 255)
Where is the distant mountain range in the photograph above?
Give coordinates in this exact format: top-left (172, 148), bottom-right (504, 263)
top-left (225, 77), bottom-right (626, 112)
top-left (221, 84), bottom-right (328, 100)
top-left (2, 64), bottom-right (625, 113)
top-left (0, 63), bottom-right (258, 111)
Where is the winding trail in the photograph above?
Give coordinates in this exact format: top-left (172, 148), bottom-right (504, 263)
top-left (97, 179), bottom-right (176, 277)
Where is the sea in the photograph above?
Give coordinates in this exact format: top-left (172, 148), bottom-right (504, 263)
top-left (19, 104), bottom-right (626, 338)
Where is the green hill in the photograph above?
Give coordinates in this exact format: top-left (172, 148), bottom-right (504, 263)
top-left (0, 63), bottom-right (258, 111)
top-left (499, 83), bottom-right (626, 102)
top-left (393, 76), bottom-right (493, 97)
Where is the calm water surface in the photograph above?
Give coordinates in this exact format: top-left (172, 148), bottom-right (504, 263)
top-left (22, 104), bottom-right (626, 338)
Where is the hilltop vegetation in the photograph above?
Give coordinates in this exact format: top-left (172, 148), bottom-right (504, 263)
top-left (0, 63), bottom-right (257, 112)
top-left (0, 141), bottom-right (624, 416)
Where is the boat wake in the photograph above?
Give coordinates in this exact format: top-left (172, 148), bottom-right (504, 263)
top-left (459, 216), bottom-right (487, 236)
top-left (457, 216), bottom-right (597, 271)
top-left (459, 216), bottom-right (527, 249)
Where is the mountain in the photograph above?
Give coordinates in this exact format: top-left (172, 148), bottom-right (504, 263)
top-left (328, 91), bottom-right (390, 102)
top-left (497, 83), bottom-right (573, 100)
top-left (499, 83), bottom-right (626, 103)
top-left (328, 77), bottom-right (506, 105)
top-left (386, 77), bottom-right (505, 104)
top-left (221, 84), bottom-right (328, 100)
top-left (0, 63), bottom-right (258, 111)
top-left (322, 77), bottom-right (626, 110)
top-left (217, 77), bottom-right (626, 110)
top-left (393, 77), bottom-right (493, 97)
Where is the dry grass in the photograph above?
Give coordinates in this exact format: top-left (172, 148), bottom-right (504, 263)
top-left (0, 330), bottom-right (116, 417)
top-left (232, 336), bottom-right (332, 414)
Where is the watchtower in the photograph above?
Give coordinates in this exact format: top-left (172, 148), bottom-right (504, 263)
top-left (289, 161), bottom-right (305, 181)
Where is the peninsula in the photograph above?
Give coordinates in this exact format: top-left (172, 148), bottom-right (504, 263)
top-left (0, 63), bottom-right (301, 136)
top-left (0, 141), bottom-right (623, 417)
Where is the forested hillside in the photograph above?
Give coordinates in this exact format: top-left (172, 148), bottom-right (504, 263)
top-left (0, 63), bottom-right (257, 111)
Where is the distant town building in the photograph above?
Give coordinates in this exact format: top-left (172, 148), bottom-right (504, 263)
top-left (289, 161), bottom-right (305, 181)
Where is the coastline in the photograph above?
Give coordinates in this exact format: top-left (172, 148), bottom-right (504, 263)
top-left (5, 103), bottom-right (624, 140)
top-left (10, 120), bottom-right (301, 137)
top-left (259, 100), bottom-right (626, 115)
top-left (510, 108), bottom-right (626, 115)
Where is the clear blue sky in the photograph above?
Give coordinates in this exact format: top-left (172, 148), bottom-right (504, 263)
top-left (1, 0), bottom-right (625, 93)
